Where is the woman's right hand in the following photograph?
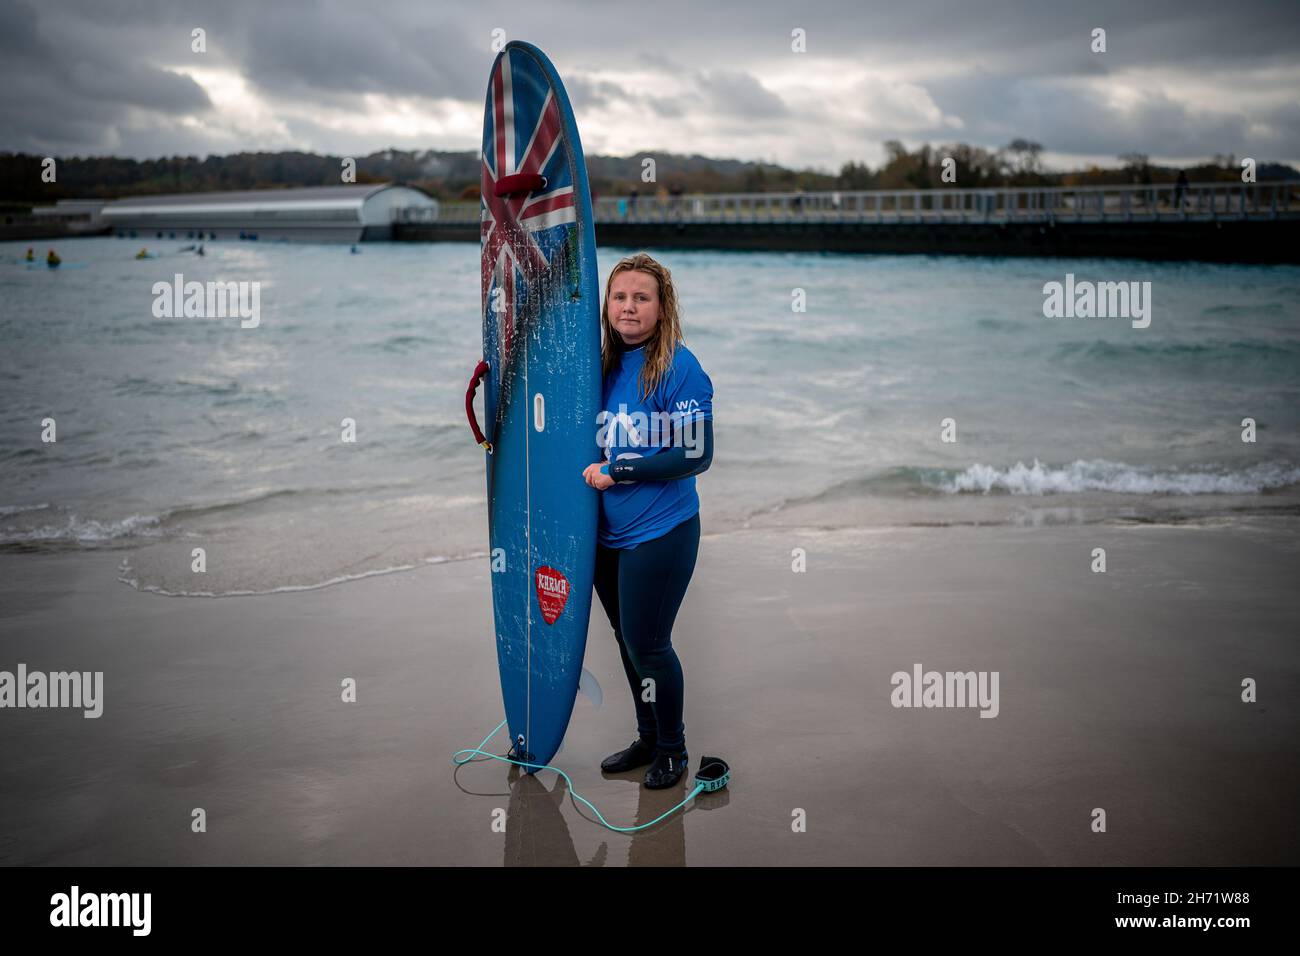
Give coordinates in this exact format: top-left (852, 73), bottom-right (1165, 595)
top-left (582, 462), bottom-right (615, 491)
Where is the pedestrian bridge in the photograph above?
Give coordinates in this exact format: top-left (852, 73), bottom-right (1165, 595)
top-left (394, 181), bottom-right (1300, 263)
top-left (410, 180), bottom-right (1298, 226)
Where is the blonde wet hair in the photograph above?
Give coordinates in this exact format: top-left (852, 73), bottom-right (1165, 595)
top-left (600, 252), bottom-right (686, 402)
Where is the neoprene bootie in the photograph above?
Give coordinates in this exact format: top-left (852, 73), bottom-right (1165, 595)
top-left (644, 749), bottom-right (689, 789)
top-left (601, 736), bottom-right (657, 773)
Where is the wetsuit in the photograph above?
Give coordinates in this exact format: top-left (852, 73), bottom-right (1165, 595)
top-left (593, 339), bottom-right (713, 757)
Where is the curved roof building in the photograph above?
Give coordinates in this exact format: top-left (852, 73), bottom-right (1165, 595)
top-left (101, 183), bottom-right (437, 243)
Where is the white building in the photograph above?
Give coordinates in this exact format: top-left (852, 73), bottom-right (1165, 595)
top-left (101, 183), bottom-right (438, 243)
top-left (31, 199), bottom-right (108, 222)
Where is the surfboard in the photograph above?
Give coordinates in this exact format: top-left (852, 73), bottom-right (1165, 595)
top-left (474, 41), bottom-right (600, 772)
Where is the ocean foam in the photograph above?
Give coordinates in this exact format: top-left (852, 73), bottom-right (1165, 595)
top-left (935, 458), bottom-right (1300, 495)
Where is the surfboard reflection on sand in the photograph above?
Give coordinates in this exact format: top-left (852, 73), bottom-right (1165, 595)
top-left (500, 762), bottom-right (730, 866)
top-left (450, 735), bottom-right (730, 865)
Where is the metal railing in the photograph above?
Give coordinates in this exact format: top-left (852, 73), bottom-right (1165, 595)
top-left (392, 202), bottom-right (440, 223)
top-left (408, 181), bottom-right (1299, 227)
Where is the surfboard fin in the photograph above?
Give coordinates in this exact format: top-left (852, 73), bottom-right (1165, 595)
top-left (578, 666), bottom-right (603, 708)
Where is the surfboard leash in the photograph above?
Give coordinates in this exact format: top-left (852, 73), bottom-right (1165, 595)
top-left (452, 718), bottom-right (731, 834)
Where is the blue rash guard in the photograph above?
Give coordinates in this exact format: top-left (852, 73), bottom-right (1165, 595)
top-left (596, 340), bottom-right (714, 549)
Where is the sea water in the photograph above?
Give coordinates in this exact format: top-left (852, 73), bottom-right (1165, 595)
top-left (2, 237), bottom-right (1298, 595)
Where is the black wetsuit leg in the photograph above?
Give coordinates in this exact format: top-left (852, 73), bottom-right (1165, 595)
top-left (594, 541), bottom-right (657, 744)
top-left (593, 511), bottom-right (700, 754)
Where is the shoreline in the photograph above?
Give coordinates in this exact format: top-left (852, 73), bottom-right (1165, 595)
top-left (2, 518), bottom-right (1297, 865)
top-left (5, 483), bottom-right (1299, 598)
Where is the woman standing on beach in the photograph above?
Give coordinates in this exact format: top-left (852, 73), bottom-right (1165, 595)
top-left (581, 252), bottom-right (714, 790)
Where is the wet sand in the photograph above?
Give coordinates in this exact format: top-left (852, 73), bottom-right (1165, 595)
top-left (1, 518), bottom-right (1297, 866)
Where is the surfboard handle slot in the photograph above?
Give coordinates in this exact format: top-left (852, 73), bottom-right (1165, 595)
top-left (465, 359), bottom-right (493, 453)
top-left (494, 173), bottom-right (547, 197)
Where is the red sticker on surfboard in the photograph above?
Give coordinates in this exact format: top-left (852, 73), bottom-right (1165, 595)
top-left (535, 566), bottom-right (571, 624)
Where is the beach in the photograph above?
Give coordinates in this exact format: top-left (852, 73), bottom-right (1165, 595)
top-left (2, 514), bottom-right (1296, 866)
top-left (3, 238), bottom-right (1299, 866)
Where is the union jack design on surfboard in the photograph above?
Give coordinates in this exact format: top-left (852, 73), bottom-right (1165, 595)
top-left (481, 48), bottom-right (579, 381)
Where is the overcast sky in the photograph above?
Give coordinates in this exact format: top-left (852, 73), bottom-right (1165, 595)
top-left (2, 0), bottom-right (1297, 172)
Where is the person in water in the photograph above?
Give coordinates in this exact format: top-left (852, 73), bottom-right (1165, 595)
top-left (46, 249), bottom-right (61, 268)
top-left (581, 252), bottom-right (714, 789)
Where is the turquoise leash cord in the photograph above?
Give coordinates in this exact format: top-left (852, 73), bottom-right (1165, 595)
top-left (453, 718), bottom-right (702, 833)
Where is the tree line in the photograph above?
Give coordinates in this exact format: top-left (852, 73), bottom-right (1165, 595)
top-left (2, 142), bottom-right (1294, 209)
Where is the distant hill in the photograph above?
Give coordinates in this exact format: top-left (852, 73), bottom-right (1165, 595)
top-left (2, 146), bottom-right (1295, 208)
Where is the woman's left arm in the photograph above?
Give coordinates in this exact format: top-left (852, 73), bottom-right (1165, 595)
top-left (602, 417), bottom-right (713, 483)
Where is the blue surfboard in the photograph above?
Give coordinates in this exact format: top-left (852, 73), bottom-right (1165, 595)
top-left (474, 41), bottom-right (600, 772)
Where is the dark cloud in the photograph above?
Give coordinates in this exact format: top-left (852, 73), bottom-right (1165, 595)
top-left (240, 4), bottom-right (486, 102)
top-left (923, 69), bottom-right (1296, 164)
top-left (0, 0), bottom-right (213, 153)
top-left (635, 51), bottom-right (685, 73)
top-left (695, 69), bottom-right (788, 120)
top-left (564, 75), bottom-right (635, 113)
top-left (0, 2), bottom-right (53, 62)
top-left (646, 94), bottom-right (694, 120)
top-left (67, 61), bottom-right (210, 114)
top-left (0, 0), bottom-right (1296, 165)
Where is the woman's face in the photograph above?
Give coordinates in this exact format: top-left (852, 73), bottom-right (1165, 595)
top-left (608, 269), bottom-right (660, 346)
